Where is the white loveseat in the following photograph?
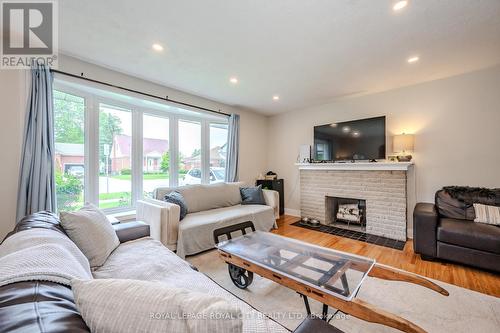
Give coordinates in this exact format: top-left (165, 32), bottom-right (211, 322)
top-left (136, 182), bottom-right (279, 258)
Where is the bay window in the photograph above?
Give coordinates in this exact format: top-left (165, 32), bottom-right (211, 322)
top-left (53, 79), bottom-right (228, 213)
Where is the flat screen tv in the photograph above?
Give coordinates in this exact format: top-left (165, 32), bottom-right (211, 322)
top-left (313, 116), bottom-right (386, 161)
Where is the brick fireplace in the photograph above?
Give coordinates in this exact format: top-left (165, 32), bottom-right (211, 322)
top-left (297, 162), bottom-right (413, 241)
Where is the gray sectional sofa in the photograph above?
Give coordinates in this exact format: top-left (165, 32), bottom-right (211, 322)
top-left (0, 212), bottom-right (289, 332)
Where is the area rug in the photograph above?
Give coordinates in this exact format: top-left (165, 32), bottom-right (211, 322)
top-left (187, 250), bottom-right (500, 333)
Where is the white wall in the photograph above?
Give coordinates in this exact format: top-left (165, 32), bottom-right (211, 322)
top-left (0, 55), bottom-right (269, 239)
top-left (0, 70), bottom-right (27, 239)
top-left (267, 64), bottom-right (500, 216)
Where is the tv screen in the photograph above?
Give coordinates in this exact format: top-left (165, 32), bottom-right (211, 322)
top-left (313, 116), bottom-right (386, 161)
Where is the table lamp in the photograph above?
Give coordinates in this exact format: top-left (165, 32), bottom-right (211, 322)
top-left (393, 133), bottom-right (414, 162)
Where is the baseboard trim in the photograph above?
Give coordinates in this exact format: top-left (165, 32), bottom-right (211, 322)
top-left (407, 228), bottom-right (414, 239)
top-left (284, 208), bottom-right (301, 217)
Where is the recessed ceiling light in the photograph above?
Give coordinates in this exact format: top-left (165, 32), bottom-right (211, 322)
top-left (407, 56), bottom-right (419, 63)
top-left (272, 95), bottom-right (280, 101)
top-left (342, 126), bottom-right (351, 133)
top-left (353, 131), bottom-right (360, 137)
top-left (229, 77), bottom-right (238, 84)
top-left (152, 43), bottom-right (164, 52)
top-left (393, 0), bottom-right (408, 11)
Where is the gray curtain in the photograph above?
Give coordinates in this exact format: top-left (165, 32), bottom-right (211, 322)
top-left (16, 63), bottom-right (56, 221)
top-left (225, 114), bottom-right (240, 182)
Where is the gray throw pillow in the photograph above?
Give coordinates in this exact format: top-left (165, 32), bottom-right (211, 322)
top-left (164, 191), bottom-right (188, 220)
top-left (240, 185), bottom-right (266, 205)
top-left (59, 203), bottom-right (120, 269)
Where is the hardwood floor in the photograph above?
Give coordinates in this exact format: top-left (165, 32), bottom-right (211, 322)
top-left (272, 215), bottom-right (500, 297)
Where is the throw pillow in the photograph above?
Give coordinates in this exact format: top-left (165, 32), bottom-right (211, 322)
top-left (240, 185), bottom-right (266, 205)
top-left (71, 278), bottom-right (243, 333)
top-left (164, 191), bottom-right (188, 220)
top-left (59, 203), bottom-right (120, 269)
top-left (473, 203), bottom-right (500, 226)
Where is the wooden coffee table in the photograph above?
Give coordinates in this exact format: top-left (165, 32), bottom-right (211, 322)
top-left (215, 227), bottom-right (448, 333)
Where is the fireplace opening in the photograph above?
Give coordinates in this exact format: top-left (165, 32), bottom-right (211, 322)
top-left (325, 196), bottom-right (366, 232)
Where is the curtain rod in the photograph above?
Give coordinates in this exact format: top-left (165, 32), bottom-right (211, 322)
top-left (50, 69), bottom-right (231, 117)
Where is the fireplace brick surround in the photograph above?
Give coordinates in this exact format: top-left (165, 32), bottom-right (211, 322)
top-left (299, 167), bottom-right (411, 241)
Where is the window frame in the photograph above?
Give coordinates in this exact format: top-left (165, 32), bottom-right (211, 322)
top-left (141, 110), bottom-right (170, 199)
top-left (96, 99), bottom-right (135, 212)
top-left (208, 121), bottom-right (229, 183)
top-left (53, 79), bottom-right (228, 214)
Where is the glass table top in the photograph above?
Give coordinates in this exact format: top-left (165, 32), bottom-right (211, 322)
top-left (216, 231), bottom-right (375, 301)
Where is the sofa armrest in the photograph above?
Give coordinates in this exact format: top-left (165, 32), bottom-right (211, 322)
top-left (263, 189), bottom-right (279, 220)
top-left (413, 202), bottom-right (439, 258)
top-left (113, 221), bottom-right (150, 243)
top-left (136, 198), bottom-right (180, 250)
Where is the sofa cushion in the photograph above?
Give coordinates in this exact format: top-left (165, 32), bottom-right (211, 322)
top-left (176, 205), bottom-right (275, 258)
top-left (92, 238), bottom-right (288, 333)
top-left (437, 242), bottom-right (500, 273)
top-left (177, 183), bottom-right (242, 213)
top-left (154, 186), bottom-right (175, 201)
top-left (60, 204), bottom-right (120, 269)
top-left (72, 278), bottom-right (243, 333)
top-left (240, 185), bottom-right (266, 205)
top-left (437, 218), bottom-right (500, 254)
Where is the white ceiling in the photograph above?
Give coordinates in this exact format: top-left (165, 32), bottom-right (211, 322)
top-left (59, 0), bottom-right (500, 115)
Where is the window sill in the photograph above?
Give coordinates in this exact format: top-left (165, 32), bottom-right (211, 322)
top-left (107, 210), bottom-right (136, 224)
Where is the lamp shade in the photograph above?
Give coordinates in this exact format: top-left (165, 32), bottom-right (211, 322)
top-left (393, 134), bottom-right (414, 153)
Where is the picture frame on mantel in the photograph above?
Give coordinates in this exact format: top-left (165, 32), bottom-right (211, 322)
top-left (387, 155), bottom-right (398, 162)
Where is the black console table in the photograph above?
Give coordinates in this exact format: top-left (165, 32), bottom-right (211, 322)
top-left (256, 179), bottom-right (284, 215)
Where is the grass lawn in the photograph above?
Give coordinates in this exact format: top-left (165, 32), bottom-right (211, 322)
top-left (99, 201), bottom-right (130, 209)
top-left (99, 191), bottom-right (131, 209)
top-left (110, 173), bottom-right (169, 181)
top-left (99, 192), bottom-right (130, 200)
top-left (58, 192), bottom-right (131, 211)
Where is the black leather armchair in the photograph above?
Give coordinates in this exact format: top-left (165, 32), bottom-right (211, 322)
top-left (413, 187), bottom-right (500, 272)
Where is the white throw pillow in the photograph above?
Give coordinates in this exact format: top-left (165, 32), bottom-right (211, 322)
top-left (60, 203), bottom-right (119, 268)
top-left (473, 203), bottom-right (500, 225)
top-left (71, 278), bottom-right (243, 333)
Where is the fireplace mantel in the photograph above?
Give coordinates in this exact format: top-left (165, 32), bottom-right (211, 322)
top-left (295, 161), bottom-right (413, 171)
